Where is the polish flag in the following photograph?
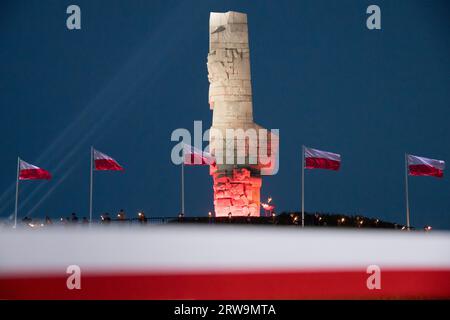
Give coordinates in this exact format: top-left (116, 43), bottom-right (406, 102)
top-left (183, 144), bottom-right (215, 166)
top-left (407, 154), bottom-right (445, 178)
top-left (304, 146), bottom-right (341, 171)
top-left (93, 149), bottom-right (124, 171)
top-left (19, 159), bottom-right (51, 180)
top-left (1, 227), bottom-right (450, 299)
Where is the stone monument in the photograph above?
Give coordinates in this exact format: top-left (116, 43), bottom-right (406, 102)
top-left (207, 11), bottom-right (277, 217)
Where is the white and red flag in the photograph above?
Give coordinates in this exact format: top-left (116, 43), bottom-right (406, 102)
top-left (93, 149), bottom-right (124, 171)
top-left (18, 159), bottom-right (51, 180)
top-left (304, 146), bottom-right (341, 171)
top-left (407, 154), bottom-right (445, 178)
top-left (183, 144), bottom-right (215, 166)
top-left (1, 227), bottom-right (450, 299)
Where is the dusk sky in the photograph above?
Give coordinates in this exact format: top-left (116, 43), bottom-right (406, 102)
top-left (1, 0), bottom-right (449, 229)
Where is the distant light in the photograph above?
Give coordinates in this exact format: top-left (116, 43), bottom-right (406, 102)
top-left (268, 197), bottom-right (272, 203)
top-left (208, 211), bottom-right (212, 217)
top-left (261, 203), bottom-right (274, 211)
top-left (272, 212), bottom-right (276, 217)
top-left (359, 220), bottom-right (364, 225)
top-left (424, 226), bottom-right (432, 231)
top-left (341, 217), bottom-right (345, 223)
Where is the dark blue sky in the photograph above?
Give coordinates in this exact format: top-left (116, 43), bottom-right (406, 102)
top-left (1, 0), bottom-right (449, 229)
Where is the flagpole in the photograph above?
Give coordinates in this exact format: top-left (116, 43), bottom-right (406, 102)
top-left (89, 146), bottom-right (93, 223)
top-left (14, 156), bottom-right (20, 229)
top-left (301, 145), bottom-right (305, 227)
top-left (405, 153), bottom-right (410, 230)
top-left (181, 160), bottom-right (185, 215)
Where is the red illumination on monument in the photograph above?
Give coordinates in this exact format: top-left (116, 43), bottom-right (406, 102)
top-left (211, 166), bottom-right (262, 217)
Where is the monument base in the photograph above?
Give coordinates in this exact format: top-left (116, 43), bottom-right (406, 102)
top-left (211, 166), bottom-right (261, 217)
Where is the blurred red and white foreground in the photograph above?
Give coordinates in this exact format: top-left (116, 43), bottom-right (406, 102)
top-left (0, 226), bottom-right (449, 299)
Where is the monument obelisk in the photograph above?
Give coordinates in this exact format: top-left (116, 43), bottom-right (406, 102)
top-left (207, 11), bottom-right (276, 217)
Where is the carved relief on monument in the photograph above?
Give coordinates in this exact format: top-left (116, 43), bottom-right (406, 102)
top-left (207, 11), bottom-right (272, 217)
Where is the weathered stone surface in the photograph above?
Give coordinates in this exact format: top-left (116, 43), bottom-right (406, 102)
top-left (208, 11), bottom-right (274, 217)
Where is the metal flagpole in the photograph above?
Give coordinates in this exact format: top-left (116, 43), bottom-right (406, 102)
top-left (89, 146), bottom-right (93, 223)
top-left (14, 156), bottom-right (20, 229)
top-left (302, 145), bottom-right (305, 227)
top-left (181, 160), bottom-right (185, 215)
top-left (405, 153), bottom-right (410, 230)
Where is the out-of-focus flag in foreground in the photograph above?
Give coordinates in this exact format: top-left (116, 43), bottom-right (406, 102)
top-left (0, 227), bottom-right (449, 299)
top-left (183, 144), bottom-right (215, 165)
top-left (304, 146), bottom-right (341, 171)
top-left (93, 148), bottom-right (124, 171)
top-left (407, 154), bottom-right (445, 178)
top-left (19, 159), bottom-right (51, 180)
